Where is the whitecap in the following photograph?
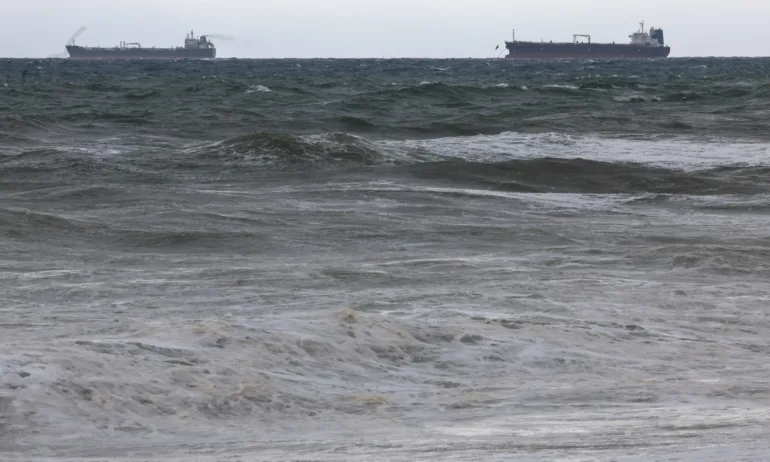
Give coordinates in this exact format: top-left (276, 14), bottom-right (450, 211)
top-left (246, 85), bottom-right (272, 94)
top-left (542, 84), bottom-right (579, 90)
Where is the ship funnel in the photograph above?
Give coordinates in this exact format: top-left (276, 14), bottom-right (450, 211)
top-left (651, 28), bottom-right (665, 45)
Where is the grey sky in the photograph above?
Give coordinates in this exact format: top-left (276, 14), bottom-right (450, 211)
top-left (2, 0), bottom-right (769, 58)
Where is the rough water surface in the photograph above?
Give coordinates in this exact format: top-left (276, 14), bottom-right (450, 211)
top-left (1, 58), bottom-right (770, 461)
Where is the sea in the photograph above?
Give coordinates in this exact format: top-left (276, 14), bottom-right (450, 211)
top-left (1, 57), bottom-right (770, 461)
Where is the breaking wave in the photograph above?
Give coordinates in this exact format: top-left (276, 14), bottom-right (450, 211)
top-left (184, 132), bottom-right (387, 169)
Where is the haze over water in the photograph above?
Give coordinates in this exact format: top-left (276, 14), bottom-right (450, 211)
top-left (1, 57), bottom-right (770, 460)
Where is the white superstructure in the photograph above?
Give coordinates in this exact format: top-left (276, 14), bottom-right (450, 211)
top-left (629, 21), bottom-right (665, 47)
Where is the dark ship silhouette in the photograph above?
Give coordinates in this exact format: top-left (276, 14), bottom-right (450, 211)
top-left (66, 30), bottom-right (216, 60)
top-left (505, 22), bottom-right (670, 59)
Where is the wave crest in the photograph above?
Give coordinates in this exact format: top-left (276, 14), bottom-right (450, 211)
top-left (186, 131), bottom-right (389, 169)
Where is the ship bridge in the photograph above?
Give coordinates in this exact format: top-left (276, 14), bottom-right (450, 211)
top-left (629, 21), bottom-right (666, 47)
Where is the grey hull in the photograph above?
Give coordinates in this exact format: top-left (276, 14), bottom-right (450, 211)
top-left (66, 45), bottom-right (216, 60)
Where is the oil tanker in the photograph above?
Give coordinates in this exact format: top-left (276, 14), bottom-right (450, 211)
top-left (505, 22), bottom-right (670, 59)
top-left (66, 30), bottom-right (216, 60)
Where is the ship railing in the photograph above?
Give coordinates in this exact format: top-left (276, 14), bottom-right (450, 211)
top-left (506, 40), bottom-right (659, 48)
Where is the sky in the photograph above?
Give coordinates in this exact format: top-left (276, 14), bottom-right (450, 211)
top-left (1, 0), bottom-right (770, 58)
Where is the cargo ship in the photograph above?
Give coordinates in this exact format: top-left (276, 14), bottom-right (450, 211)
top-left (505, 22), bottom-right (670, 59)
top-left (66, 30), bottom-right (216, 60)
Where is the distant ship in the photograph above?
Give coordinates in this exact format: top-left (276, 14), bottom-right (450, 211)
top-left (505, 22), bottom-right (670, 59)
top-left (66, 30), bottom-right (216, 60)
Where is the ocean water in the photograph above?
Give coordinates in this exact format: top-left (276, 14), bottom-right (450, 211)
top-left (1, 57), bottom-right (770, 461)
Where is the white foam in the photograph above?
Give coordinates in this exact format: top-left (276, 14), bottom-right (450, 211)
top-left (4, 123), bottom-right (770, 461)
top-left (376, 131), bottom-right (770, 170)
top-left (542, 84), bottom-right (579, 90)
top-left (246, 85), bottom-right (272, 93)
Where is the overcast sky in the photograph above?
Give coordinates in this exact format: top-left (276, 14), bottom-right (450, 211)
top-left (2, 0), bottom-right (769, 58)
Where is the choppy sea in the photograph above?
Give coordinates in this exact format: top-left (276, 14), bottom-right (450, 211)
top-left (1, 58), bottom-right (770, 461)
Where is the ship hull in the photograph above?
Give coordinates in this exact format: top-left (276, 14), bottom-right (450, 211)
top-left (66, 45), bottom-right (215, 60)
top-left (505, 41), bottom-right (670, 59)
